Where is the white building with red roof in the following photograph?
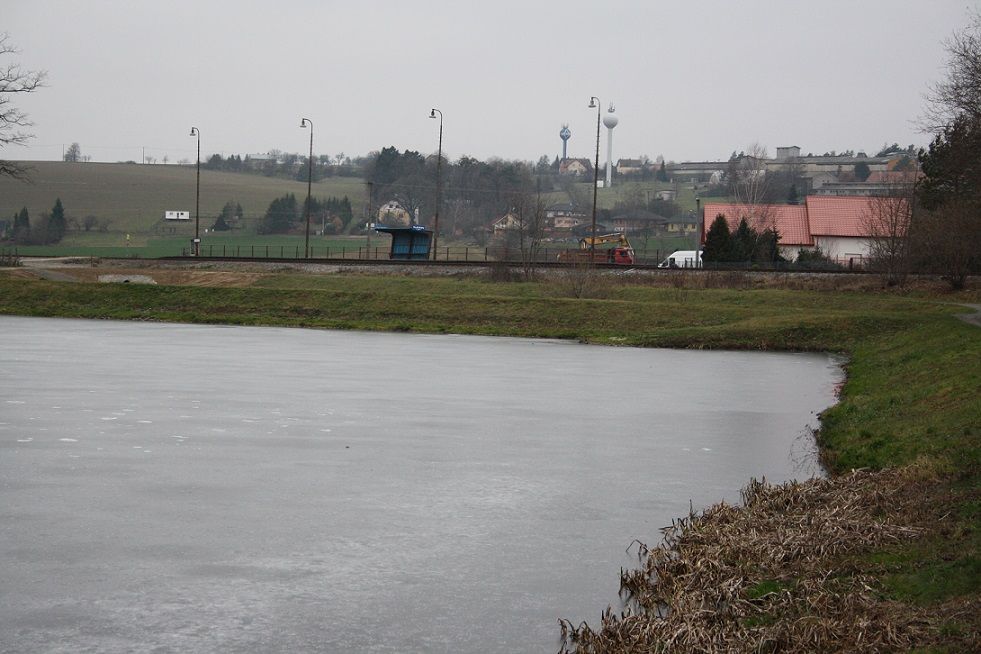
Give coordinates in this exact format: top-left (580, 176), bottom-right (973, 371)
top-left (702, 196), bottom-right (880, 263)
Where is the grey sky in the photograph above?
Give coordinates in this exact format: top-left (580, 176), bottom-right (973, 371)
top-left (5, 0), bottom-right (977, 165)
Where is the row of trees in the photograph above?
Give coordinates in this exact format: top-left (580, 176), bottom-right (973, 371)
top-left (6, 198), bottom-right (67, 245)
top-left (702, 216), bottom-right (781, 264)
top-left (256, 193), bottom-right (354, 235)
top-left (202, 152), bottom-right (363, 181)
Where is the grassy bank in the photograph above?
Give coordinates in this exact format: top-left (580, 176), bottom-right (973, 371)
top-left (0, 268), bottom-right (977, 649)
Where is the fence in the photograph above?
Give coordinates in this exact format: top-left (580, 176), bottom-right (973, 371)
top-left (181, 244), bottom-right (681, 264)
top-left (178, 243), bottom-right (870, 271)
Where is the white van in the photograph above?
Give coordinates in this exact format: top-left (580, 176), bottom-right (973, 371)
top-left (657, 250), bottom-right (701, 268)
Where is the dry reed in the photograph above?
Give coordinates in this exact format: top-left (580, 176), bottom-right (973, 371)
top-left (559, 468), bottom-right (978, 653)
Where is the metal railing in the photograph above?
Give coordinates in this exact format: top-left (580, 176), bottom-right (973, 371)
top-left (176, 243), bottom-right (872, 271)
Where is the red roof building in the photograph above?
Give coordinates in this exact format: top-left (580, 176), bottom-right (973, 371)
top-left (702, 196), bottom-right (880, 263)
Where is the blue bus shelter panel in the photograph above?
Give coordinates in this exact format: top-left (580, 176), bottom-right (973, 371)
top-left (374, 225), bottom-right (432, 260)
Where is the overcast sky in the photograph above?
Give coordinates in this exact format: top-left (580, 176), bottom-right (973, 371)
top-left (4, 0), bottom-right (978, 165)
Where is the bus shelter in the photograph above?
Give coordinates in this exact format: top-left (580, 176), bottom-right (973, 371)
top-left (372, 224), bottom-right (432, 260)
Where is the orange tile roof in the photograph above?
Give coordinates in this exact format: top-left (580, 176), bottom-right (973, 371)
top-left (701, 203), bottom-right (813, 246)
top-left (804, 196), bottom-right (871, 237)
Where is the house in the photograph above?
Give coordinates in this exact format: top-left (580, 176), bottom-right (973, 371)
top-left (702, 195), bottom-right (884, 262)
top-left (610, 209), bottom-right (668, 234)
top-left (655, 189), bottom-right (677, 202)
top-left (616, 158), bottom-right (645, 176)
top-left (559, 158), bottom-right (592, 176)
top-left (376, 200), bottom-right (411, 226)
top-left (492, 211), bottom-right (523, 233)
top-left (701, 202), bottom-right (812, 260)
top-left (665, 215), bottom-right (700, 235)
top-left (805, 196), bottom-right (877, 260)
top-left (545, 203), bottom-right (587, 232)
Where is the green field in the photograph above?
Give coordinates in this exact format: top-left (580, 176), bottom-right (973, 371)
top-left (0, 161), bottom-right (368, 233)
top-left (6, 232), bottom-right (377, 258)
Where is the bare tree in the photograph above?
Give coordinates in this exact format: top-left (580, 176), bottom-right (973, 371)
top-left (729, 143), bottom-right (771, 210)
top-left (862, 180), bottom-right (916, 286)
top-left (0, 34), bottom-right (46, 180)
top-left (923, 10), bottom-right (981, 130)
top-left (511, 190), bottom-right (549, 280)
top-left (726, 143), bottom-right (778, 257)
top-left (63, 142), bottom-right (81, 162)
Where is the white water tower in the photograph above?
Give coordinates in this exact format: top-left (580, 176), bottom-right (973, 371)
top-left (602, 102), bottom-right (619, 187)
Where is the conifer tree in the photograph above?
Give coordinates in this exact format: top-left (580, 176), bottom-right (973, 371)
top-left (13, 207), bottom-right (30, 243)
top-left (48, 198), bottom-right (66, 243)
top-left (702, 214), bottom-right (731, 262)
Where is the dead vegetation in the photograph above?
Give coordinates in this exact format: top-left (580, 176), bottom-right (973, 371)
top-left (560, 468), bottom-right (979, 653)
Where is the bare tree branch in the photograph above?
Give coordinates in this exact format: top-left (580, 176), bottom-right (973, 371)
top-left (921, 11), bottom-right (981, 131)
top-left (0, 33), bottom-right (46, 180)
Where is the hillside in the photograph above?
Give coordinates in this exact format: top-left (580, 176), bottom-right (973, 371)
top-left (0, 161), bottom-right (367, 233)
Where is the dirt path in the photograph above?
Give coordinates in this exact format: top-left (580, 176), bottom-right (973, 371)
top-left (956, 303), bottom-right (981, 328)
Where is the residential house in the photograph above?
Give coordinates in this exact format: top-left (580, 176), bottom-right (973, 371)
top-left (492, 211), bottom-right (523, 233)
top-left (702, 195), bottom-right (884, 263)
top-left (376, 200), bottom-right (411, 226)
top-left (701, 202), bottom-right (812, 260)
top-left (616, 158), bottom-right (645, 176)
top-left (559, 158), bottom-right (592, 176)
top-left (665, 215), bottom-right (700, 235)
top-left (610, 209), bottom-right (668, 234)
top-left (545, 203), bottom-right (587, 232)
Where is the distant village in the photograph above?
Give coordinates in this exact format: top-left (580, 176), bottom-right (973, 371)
top-left (372, 143), bottom-right (921, 265)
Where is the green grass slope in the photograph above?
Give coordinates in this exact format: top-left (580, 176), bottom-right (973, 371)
top-left (0, 161), bottom-right (366, 232)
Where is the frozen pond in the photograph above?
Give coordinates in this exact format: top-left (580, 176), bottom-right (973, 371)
top-left (0, 316), bottom-right (841, 653)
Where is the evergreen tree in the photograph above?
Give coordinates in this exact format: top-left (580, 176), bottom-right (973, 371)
top-left (13, 207), bottom-right (30, 243)
top-left (48, 198), bottom-right (66, 243)
top-left (753, 228), bottom-right (783, 263)
top-left (656, 161), bottom-right (668, 182)
top-left (730, 218), bottom-right (754, 262)
top-left (257, 193), bottom-right (298, 234)
top-left (702, 214), bottom-right (731, 262)
top-left (787, 183), bottom-right (800, 205)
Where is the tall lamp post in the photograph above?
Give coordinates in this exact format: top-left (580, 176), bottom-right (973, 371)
top-left (189, 127), bottom-right (200, 256)
top-left (694, 196), bottom-right (701, 268)
top-left (429, 108), bottom-right (443, 261)
top-left (300, 118), bottom-right (314, 259)
top-left (588, 97), bottom-right (601, 261)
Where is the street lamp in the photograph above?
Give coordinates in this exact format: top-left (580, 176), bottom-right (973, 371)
top-left (300, 118), bottom-right (314, 259)
top-left (189, 127), bottom-right (200, 256)
top-left (694, 196), bottom-right (701, 268)
top-left (429, 108), bottom-right (443, 261)
top-left (588, 97), bottom-right (601, 261)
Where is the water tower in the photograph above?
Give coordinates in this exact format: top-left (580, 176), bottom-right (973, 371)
top-left (559, 124), bottom-right (571, 160)
top-left (602, 102), bottom-right (619, 187)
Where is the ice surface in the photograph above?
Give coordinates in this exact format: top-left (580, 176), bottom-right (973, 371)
top-left (0, 316), bottom-right (842, 653)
